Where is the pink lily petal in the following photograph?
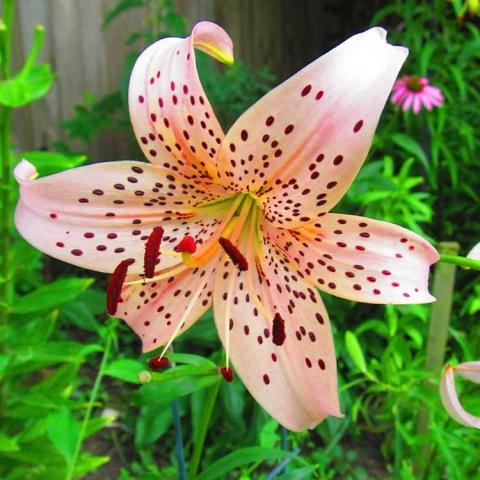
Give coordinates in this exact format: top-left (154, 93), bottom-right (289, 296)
top-left (213, 232), bottom-right (341, 431)
top-left (128, 21), bottom-right (233, 181)
top-left (440, 363), bottom-right (480, 428)
top-left (216, 27), bottom-right (407, 227)
top-left (467, 242), bottom-right (480, 260)
top-left (455, 361), bottom-right (480, 383)
top-left (265, 213), bottom-right (438, 304)
top-left (15, 160), bottom-right (224, 274)
top-left (120, 253), bottom-right (219, 352)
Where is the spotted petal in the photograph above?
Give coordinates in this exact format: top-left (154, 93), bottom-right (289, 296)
top-left (265, 214), bottom-right (438, 304)
top-left (213, 231), bottom-right (341, 431)
top-left (440, 362), bottom-right (480, 429)
top-left (120, 254), bottom-right (219, 352)
top-left (15, 160), bottom-right (225, 274)
top-left (129, 21), bottom-right (233, 182)
top-left (216, 28), bottom-right (407, 227)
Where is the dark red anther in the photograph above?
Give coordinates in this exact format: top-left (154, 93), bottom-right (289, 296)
top-left (106, 259), bottom-right (131, 315)
top-left (272, 313), bottom-right (286, 346)
top-left (220, 367), bottom-right (234, 382)
top-left (175, 235), bottom-right (197, 253)
top-left (148, 356), bottom-right (169, 371)
top-left (144, 226), bottom-right (164, 278)
top-left (218, 237), bottom-right (248, 271)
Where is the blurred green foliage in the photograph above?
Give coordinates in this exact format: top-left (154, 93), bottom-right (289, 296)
top-left (1, 0), bottom-right (480, 479)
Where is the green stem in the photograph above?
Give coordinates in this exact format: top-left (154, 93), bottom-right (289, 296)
top-left (414, 242), bottom-right (459, 476)
top-left (187, 380), bottom-right (221, 480)
top-left (0, 0), bottom-right (14, 326)
top-left (65, 321), bottom-right (116, 480)
top-left (439, 253), bottom-right (480, 271)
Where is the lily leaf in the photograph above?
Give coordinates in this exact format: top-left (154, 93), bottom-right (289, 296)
top-left (0, 26), bottom-right (53, 107)
top-left (197, 447), bottom-right (296, 480)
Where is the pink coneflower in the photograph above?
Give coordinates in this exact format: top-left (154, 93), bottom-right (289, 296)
top-left (391, 76), bottom-right (444, 114)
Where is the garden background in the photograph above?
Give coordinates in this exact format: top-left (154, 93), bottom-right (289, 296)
top-left (1, 0), bottom-right (480, 479)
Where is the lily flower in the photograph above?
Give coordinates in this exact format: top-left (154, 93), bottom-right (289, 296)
top-left (467, 242), bottom-right (480, 260)
top-left (440, 362), bottom-right (480, 428)
top-left (391, 75), bottom-right (444, 114)
top-left (14, 22), bottom-right (439, 431)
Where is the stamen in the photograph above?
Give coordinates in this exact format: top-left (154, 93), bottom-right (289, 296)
top-left (106, 259), bottom-right (131, 315)
top-left (144, 226), bottom-right (164, 278)
top-left (220, 367), bottom-right (234, 382)
top-left (148, 356), bottom-right (169, 371)
top-left (218, 237), bottom-right (248, 271)
top-left (272, 312), bottom-right (286, 346)
top-left (175, 235), bottom-right (196, 253)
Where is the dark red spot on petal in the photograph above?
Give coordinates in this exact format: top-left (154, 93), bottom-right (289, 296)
top-left (301, 85), bottom-right (312, 96)
top-left (353, 120), bottom-right (363, 132)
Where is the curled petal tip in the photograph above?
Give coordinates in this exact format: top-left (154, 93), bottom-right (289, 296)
top-left (192, 21), bottom-right (234, 65)
top-left (440, 362), bottom-right (480, 429)
top-left (14, 159), bottom-right (38, 183)
top-left (467, 242), bottom-right (480, 260)
top-left (370, 26), bottom-right (387, 41)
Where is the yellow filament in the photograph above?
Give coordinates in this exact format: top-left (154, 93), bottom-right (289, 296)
top-left (186, 194), bottom-right (245, 267)
top-left (124, 263), bottom-right (188, 286)
top-left (244, 211), bottom-right (274, 322)
top-left (223, 272), bottom-right (236, 369)
top-left (157, 268), bottom-right (212, 360)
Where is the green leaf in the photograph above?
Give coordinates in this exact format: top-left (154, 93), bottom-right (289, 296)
top-left (391, 133), bottom-right (429, 171)
top-left (167, 352), bottom-right (216, 368)
top-left (11, 278), bottom-right (94, 314)
top-left (21, 150), bottom-right (86, 176)
top-left (46, 406), bottom-right (80, 463)
top-left (104, 358), bottom-right (145, 383)
top-left (136, 375), bottom-right (220, 405)
top-left (197, 447), bottom-right (296, 480)
top-left (0, 26), bottom-right (53, 107)
top-left (280, 466), bottom-right (317, 479)
top-left (7, 341), bottom-right (102, 374)
top-left (345, 331), bottom-right (367, 373)
top-left (135, 403), bottom-right (172, 449)
top-left (0, 64), bottom-right (53, 107)
top-left (0, 431), bottom-right (20, 452)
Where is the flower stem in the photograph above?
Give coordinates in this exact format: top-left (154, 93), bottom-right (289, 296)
top-left (439, 253), bottom-right (480, 271)
top-left (171, 400), bottom-right (187, 480)
top-left (65, 320), bottom-right (116, 480)
top-left (0, 0), bottom-right (14, 326)
top-left (187, 379), bottom-right (221, 480)
top-left (415, 242), bottom-right (459, 476)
